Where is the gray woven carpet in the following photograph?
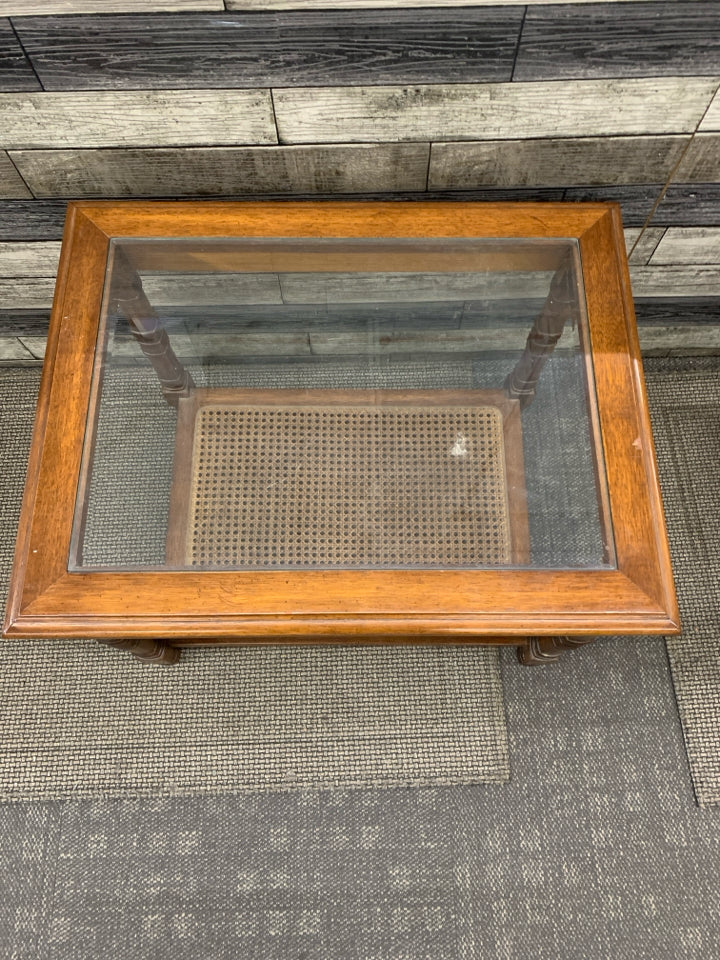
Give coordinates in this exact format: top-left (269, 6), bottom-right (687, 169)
top-left (646, 356), bottom-right (720, 807)
top-left (0, 368), bottom-right (509, 801)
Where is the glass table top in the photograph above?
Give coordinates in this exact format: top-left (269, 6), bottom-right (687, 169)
top-left (70, 236), bottom-right (614, 573)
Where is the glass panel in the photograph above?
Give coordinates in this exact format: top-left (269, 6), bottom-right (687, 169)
top-left (70, 237), bottom-right (615, 572)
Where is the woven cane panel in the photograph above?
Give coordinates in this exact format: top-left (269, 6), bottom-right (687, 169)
top-left (186, 402), bottom-right (511, 568)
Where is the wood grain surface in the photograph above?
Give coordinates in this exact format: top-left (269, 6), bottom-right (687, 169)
top-left (676, 134), bottom-right (720, 182)
top-left (0, 91), bottom-right (277, 149)
top-left (649, 227), bottom-right (720, 265)
top-left (655, 184), bottom-right (720, 226)
top-left (14, 10), bottom-right (523, 90)
top-left (699, 87), bottom-right (720, 129)
top-left (10, 144), bottom-right (431, 198)
top-left (515, 3), bottom-right (720, 81)
top-left (630, 265), bottom-right (720, 297)
top-left (0, 277), bottom-right (56, 309)
top-left (0, 200), bottom-right (67, 238)
top-left (226, 0), bottom-right (663, 7)
top-left (0, 151), bottom-right (31, 198)
top-left (0, 1), bottom-right (223, 12)
top-left (273, 79), bottom-right (719, 144)
top-left (0, 240), bottom-right (60, 276)
top-left (0, 18), bottom-right (40, 92)
top-left (429, 136), bottom-right (688, 189)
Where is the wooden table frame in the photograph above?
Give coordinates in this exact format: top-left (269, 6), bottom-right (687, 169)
top-left (3, 201), bottom-right (680, 665)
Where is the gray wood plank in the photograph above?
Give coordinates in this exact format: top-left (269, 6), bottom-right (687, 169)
top-left (0, 241), bottom-right (60, 277)
top-left (654, 183), bottom-right (720, 226)
top-left (274, 79), bottom-right (720, 144)
top-left (0, 200), bottom-right (67, 238)
top-left (635, 297), bottom-right (720, 325)
top-left (675, 134), bottom-right (720, 182)
top-left (563, 184), bottom-right (662, 226)
top-left (10, 144), bottom-right (430, 198)
top-left (625, 227), bottom-right (665, 265)
top-left (141, 274), bottom-right (284, 306)
top-left (650, 227), bottom-right (720, 266)
top-left (0, 1), bottom-right (223, 11)
top-left (630, 264), bottom-right (720, 297)
top-left (429, 136), bottom-right (688, 190)
top-left (515, 3), bottom-right (720, 81)
top-left (226, 0), bottom-right (663, 7)
top-left (0, 277), bottom-right (56, 309)
top-left (14, 10), bottom-right (522, 90)
top-left (0, 151), bottom-right (31, 198)
top-left (699, 86), bottom-right (720, 130)
top-left (0, 91), bottom-right (276, 149)
top-left (279, 272), bottom-right (555, 304)
top-left (0, 336), bottom-right (34, 360)
top-left (0, 18), bottom-right (40, 91)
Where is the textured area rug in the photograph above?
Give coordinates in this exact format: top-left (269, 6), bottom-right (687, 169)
top-left (0, 368), bottom-right (509, 801)
top-left (646, 356), bottom-right (720, 807)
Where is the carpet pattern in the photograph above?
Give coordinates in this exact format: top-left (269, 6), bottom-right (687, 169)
top-left (0, 367), bottom-right (509, 802)
top-left (645, 356), bottom-right (720, 807)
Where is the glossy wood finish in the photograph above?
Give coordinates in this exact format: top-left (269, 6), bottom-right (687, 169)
top-left (2, 201), bottom-right (681, 658)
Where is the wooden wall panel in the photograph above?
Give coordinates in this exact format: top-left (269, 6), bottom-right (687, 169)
top-left (0, 91), bottom-right (277, 149)
top-left (225, 0), bottom-right (663, 7)
top-left (0, 1), bottom-right (223, 12)
top-left (9, 144), bottom-right (431, 198)
top-left (655, 185), bottom-right (720, 226)
top-left (273, 79), bottom-right (719, 144)
top-left (429, 136), bottom-right (688, 190)
top-left (13, 10), bottom-right (523, 89)
top-left (699, 88), bottom-right (720, 129)
top-left (649, 228), bottom-right (720, 265)
top-left (0, 151), bottom-right (31, 198)
top-left (0, 240), bottom-right (60, 276)
top-left (0, 200), bottom-right (67, 238)
top-left (630, 266), bottom-right (720, 297)
top-left (515, 3), bottom-right (720, 81)
top-left (0, 18), bottom-right (40, 91)
top-left (676, 135), bottom-right (720, 182)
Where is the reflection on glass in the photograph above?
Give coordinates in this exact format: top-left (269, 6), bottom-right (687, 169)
top-left (70, 238), bottom-right (615, 572)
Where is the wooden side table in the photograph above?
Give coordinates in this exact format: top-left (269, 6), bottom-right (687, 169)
top-left (3, 201), bottom-right (680, 664)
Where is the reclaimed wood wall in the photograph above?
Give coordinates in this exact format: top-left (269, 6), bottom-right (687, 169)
top-left (1, 1), bottom-right (719, 360)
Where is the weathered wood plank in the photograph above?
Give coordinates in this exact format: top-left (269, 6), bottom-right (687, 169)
top-left (699, 86), bottom-right (720, 130)
top-left (10, 144), bottom-right (430, 198)
top-left (635, 296), bottom-right (720, 325)
top-left (625, 227), bottom-right (665, 265)
top-left (0, 240), bottom-right (61, 277)
top-left (0, 1), bottom-right (223, 12)
top-left (0, 277), bottom-right (56, 309)
top-left (649, 227), bottom-right (720, 265)
top-left (0, 200), bottom-right (67, 238)
top-left (279, 272), bottom-right (555, 304)
top-left (14, 10), bottom-right (522, 90)
top-left (141, 274), bottom-right (284, 306)
top-left (0, 18), bottom-right (40, 91)
top-left (226, 0), bottom-right (662, 7)
top-left (563, 184), bottom-right (662, 226)
top-left (429, 136), bottom-right (687, 190)
top-left (274, 79), bottom-right (719, 144)
top-left (630, 264), bottom-right (720, 297)
top-left (675, 134), bottom-right (720, 182)
top-left (0, 336), bottom-right (34, 360)
top-left (515, 3), bottom-right (720, 81)
top-left (0, 151), bottom-right (31, 198)
top-left (0, 91), bottom-right (277, 149)
top-left (655, 183), bottom-right (720, 226)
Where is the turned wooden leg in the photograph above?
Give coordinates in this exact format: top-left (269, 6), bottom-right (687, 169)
top-left (100, 638), bottom-right (181, 665)
top-left (518, 635), bottom-right (595, 665)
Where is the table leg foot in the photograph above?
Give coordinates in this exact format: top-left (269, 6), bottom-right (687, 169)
top-left (518, 635), bottom-right (595, 665)
top-left (100, 638), bottom-right (181, 665)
